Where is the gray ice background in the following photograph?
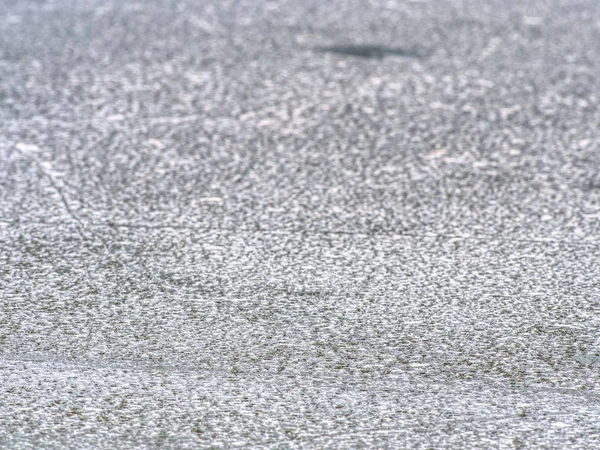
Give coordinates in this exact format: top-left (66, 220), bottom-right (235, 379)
top-left (1, 0), bottom-right (599, 448)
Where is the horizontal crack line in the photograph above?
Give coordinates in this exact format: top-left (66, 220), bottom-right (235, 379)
top-left (0, 218), bottom-right (599, 248)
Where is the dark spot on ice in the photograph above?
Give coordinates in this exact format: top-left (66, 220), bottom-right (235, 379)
top-left (315, 44), bottom-right (426, 59)
top-left (581, 178), bottom-right (600, 192)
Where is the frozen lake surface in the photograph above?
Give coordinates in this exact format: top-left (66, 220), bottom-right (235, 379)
top-left (1, 0), bottom-right (599, 448)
